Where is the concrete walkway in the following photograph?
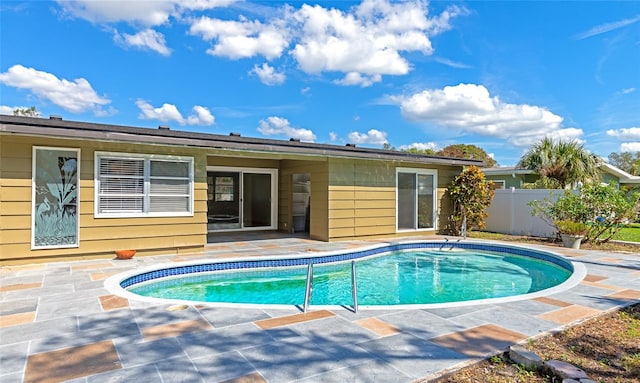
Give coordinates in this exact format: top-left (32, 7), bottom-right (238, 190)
top-left (1, 235), bottom-right (639, 383)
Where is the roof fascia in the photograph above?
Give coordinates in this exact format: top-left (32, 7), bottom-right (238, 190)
top-left (0, 116), bottom-right (482, 167)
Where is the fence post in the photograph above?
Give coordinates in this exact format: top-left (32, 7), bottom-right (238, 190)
top-left (510, 187), bottom-right (516, 234)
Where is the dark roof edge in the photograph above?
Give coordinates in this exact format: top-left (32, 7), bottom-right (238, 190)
top-left (0, 115), bottom-right (484, 166)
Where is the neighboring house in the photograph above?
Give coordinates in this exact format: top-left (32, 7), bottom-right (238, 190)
top-left (482, 163), bottom-right (640, 189)
top-left (0, 115), bottom-right (482, 264)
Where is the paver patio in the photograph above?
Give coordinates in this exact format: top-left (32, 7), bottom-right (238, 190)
top-left (1, 235), bottom-right (638, 382)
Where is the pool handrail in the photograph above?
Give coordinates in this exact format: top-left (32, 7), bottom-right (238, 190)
top-left (351, 260), bottom-right (359, 313)
top-left (303, 262), bottom-right (313, 312)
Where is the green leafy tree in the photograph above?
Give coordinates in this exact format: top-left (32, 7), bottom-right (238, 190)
top-left (529, 182), bottom-right (639, 243)
top-left (438, 144), bottom-right (497, 167)
top-left (403, 147), bottom-right (437, 155)
top-left (518, 137), bottom-right (601, 189)
top-left (446, 166), bottom-right (495, 236)
top-left (608, 152), bottom-right (640, 176)
top-left (401, 144), bottom-right (497, 167)
top-left (13, 106), bottom-right (41, 117)
top-left (521, 177), bottom-right (561, 189)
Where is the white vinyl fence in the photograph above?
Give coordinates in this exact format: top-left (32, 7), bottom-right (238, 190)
top-left (484, 188), bottom-right (564, 238)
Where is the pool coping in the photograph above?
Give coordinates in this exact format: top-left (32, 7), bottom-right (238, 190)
top-left (105, 239), bottom-right (587, 311)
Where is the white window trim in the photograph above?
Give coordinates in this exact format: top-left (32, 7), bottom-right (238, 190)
top-left (492, 180), bottom-right (506, 189)
top-left (207, 166), bottom-right (278, 232)
top-left (95, 151), bottom-right (194, 218)
top-left (396, 167), bottom-right (438, 233)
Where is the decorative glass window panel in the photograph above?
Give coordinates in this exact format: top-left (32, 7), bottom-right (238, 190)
top-left (32, 147), bottom-right (80, 249)
top-left (95, 152), bottom-right (193, 217)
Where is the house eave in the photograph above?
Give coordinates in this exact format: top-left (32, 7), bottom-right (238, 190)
top-left (0, 115), bottom-right (483, 167)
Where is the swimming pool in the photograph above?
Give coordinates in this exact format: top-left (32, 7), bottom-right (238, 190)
top-left (106, 241), bottom-right (585, 309)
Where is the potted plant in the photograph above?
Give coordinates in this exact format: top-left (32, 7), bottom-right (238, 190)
top-left (554, 220), bottom-right (588, 249)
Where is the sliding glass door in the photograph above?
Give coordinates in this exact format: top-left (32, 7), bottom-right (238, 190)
top-left (242, 173), bottom-right (272, 228)
top-left (397, 169), bottom-right (437, 231)
top-left (207, 167), bottom-right (277, 231)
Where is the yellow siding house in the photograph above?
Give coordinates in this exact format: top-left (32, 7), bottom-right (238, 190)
top-left (0, 115), bottom-right (482, 265)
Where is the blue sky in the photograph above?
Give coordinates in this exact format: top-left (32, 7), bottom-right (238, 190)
top-left (1, 0), bottom-right (638, 166)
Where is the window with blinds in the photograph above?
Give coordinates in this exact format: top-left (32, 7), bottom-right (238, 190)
top-left (95, 153), bottom-right (193, 217)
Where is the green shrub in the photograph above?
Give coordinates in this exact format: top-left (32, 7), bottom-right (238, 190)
top-left (446, 166), bottom-right (495, 236)
top-left (530, 182), bottom-right (640, 244)
top-left (554, 220), bottom-right (588, 236)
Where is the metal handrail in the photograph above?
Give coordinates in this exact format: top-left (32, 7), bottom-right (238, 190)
top-left (303, 262), bottom-right (313, 312)
top-left (351, 261), bottom-right (358, 313)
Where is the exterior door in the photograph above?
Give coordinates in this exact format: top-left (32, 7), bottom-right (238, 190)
top-left (397, 169), bottom-right (437, 231)
top-left (242, 172), bottom-right (272, 228)
top-left (207, 167), bottom-right (277, 231)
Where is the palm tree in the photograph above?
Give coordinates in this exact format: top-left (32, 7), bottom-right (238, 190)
top-left (517, 137), bottom-right (601, 189)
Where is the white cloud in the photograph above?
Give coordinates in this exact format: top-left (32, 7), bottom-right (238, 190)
top-left (395, 83), bottom-right (579, 148)
top-left (187, 105), bottom-right (215, 125)
top-left (0, 65), bottom-right (111, 114)
top-left (434, 57), bottom-right (471, 69)
top-left (329, 131), bottom-right (337, 141)
top-left (114, 29), bottom-right (171, 55)
top-left (347, 129), bottom-right (388, 145)
top-left (534, 128), bottom-right (585, 146)
top-left (0, 105), bottom-right (43, 117)
top-left (56, 0), bottom-right (236, 55)
top-left (56, 0), bottom-right (176, 26)
top-left (621, 142), bottom-right (640, 152)
top-left (250, 63), bottom-right (285, 85)
top-left (622, 87), bottom-right (636, 94)
top-left (291, 2), bottom-right (428, 76)
top-left (574, 14), bottom-right (640, 40)
top-left (184, 0), bottom-right (466, 84)
top-left (288, 1), bottom-right (468, 81)
top-left (136, 100), bottom-right (214, 125)
top-left (189, 16), bottom-right (288, 59)
top-left (57, 0), bottom-right (468, 82)
top-left (179, 0), bottom-right (237, 11)
top-left (137, 100), bottom-right (183, 122)
top-left (257, 116), bottom-right (316, 142)
top-left (56, 0), bottom-right (236, 26)
top-left (398, 142), bottom-right (439, 151)
top-left (607, 127), bottom-right (640, 140)
top-left (334, 72), bottom-right (381, 87)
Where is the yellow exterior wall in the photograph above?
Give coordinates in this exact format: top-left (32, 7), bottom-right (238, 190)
top-left (0, 134), bottom-right (208, 265)
top-left (326, 158), bottom-right (463, 241)
top-left (1, 129), bottom-right (464, 263)
top-left (207, 156), bottom-right (280, 169)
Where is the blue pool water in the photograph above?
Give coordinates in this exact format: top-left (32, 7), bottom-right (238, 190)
top-left (128, 248), bottom-right (571, 306)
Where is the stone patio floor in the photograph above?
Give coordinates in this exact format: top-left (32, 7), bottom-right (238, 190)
top-left (1, 234), bottom-right (639, 383)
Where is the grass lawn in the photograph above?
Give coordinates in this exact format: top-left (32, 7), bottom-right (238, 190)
top-left (471, 223), bottom-right (640, 243)
top-left (613, 224), bottom-right (640, 243)
top-left (469, 229), bottom-right (640, 251)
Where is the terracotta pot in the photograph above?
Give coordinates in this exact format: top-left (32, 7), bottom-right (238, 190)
top-left (115, 249), bottom-right (136, 259)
